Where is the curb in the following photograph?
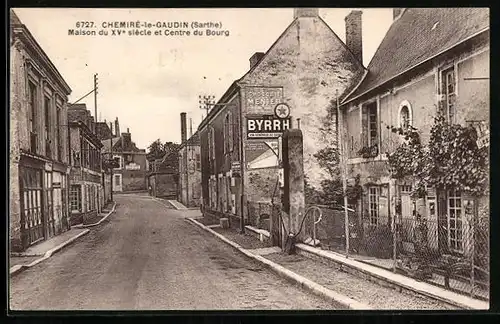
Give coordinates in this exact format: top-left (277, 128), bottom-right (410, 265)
top-left (9, 229), bottom-right (90, 277)
top-left (74, 202), bottom-right (117, 229)
top-left (186, 217), bottom-right (372, 310)
top-left (296, 243), bottom-right (489, 310)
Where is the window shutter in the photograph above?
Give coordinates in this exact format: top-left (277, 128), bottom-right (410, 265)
top-left (229, 112), bottom-right (233, 152)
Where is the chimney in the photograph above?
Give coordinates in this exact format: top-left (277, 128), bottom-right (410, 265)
top-left (293, 8), bottom-right (319, 19)
top-left (345, 10), bottom-right (363, 63)
top-left (393, 8), bottom-right (404, 20)
top-left (122, 132), bottom-right (131, 149)
top-left (127, 127), bottom-right (130, 133)
top-left (249, 52), bottom-right (265, 69)
top-left (180, 112), bottom-right (187, 144)
top-left (114, 117), bottom-right (120, 137)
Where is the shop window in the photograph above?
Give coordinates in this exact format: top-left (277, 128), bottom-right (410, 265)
top-left (70, 185), bottom-right (82, 212)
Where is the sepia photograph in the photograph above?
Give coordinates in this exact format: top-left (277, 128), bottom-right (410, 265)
top-left (8, 7), bottom-right (490, 311)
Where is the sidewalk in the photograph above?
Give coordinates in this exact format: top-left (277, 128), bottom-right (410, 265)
top-left (73, 202), bottom-right (117, 228)
top-left (186, 217), bottom-right (488, 310)
top-left (10, 227), bottom-right (90, 276)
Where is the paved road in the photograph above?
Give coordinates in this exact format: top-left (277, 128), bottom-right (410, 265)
top-left (10, 194), bottom-right (336, 310)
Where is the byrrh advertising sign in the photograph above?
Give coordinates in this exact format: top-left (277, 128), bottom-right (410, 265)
top-left (247, 115), bottom-right (291, 139)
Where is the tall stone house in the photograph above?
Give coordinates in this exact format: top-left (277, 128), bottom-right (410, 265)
top-left (199, 8), bottom-right (366, 227)
top-left (339, 8), bottom-right (489, 258)
top-left (178, 112), bottom-right (202, 208)
top-left (101, 119), bottom-right (147, 193)
top-left (10, 10), bottom-right (72, 251)
top-left (68, 103), bottom-right (104, 225)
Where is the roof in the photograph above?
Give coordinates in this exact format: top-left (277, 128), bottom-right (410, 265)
top-left (101, 137), bottom-right (121, 152)
top-left (343, 8), bottom-right (490, 103)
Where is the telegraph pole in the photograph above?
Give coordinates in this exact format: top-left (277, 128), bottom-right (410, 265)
top-left (199, 95), bottom-right (215, 115)
top-left (336, 90), bottom-right (350, 257)
top-left (94, 74), bottom-right (98, 123)
top-left (109, 122), bottom-right (114, 202)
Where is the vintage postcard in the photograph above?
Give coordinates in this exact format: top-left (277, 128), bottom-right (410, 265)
top-left (8, 7), bottom-right (490, 311)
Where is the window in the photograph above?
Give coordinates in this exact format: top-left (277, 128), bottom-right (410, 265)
top-left (44, 96), bottom-right (51, 158)
top-left (56, 108), bottom-right (62, 161)
top-left (114, 174), bottom-right (121, 186)
top-left (70, 185), bottom-right (82, 212)
top-left (368, 186), bottom-right (380, 225)
top-left (113, 155), bottom-right (122, 169)
top-left (28, 82), bottom-right (38, 153)
top-left (223, 112), bottom-right (233, 154)
top-left (442, 66), bottom-right (456, 123)
top-left (209, 128), bottom-right (215, 160)
top-left (398, 100), bottom-right (412, 130)
top-left (447, 189), bottom-right (463, 253)
top-left (195, 153), bottom-right (201, 171)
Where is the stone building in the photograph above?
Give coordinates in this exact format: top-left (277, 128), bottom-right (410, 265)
top-left (68, 103), bottom-right (104, 225)
top-left (199, 8), bottom-right (366, 227)
top-left (178, 112), bottom-right (202, 207)
top-left (101, 119), bottom-right (147, 193)
top-left (9, 10), bottom-right (72, 251)
top-left (340, 8), bottom-right (489, 256)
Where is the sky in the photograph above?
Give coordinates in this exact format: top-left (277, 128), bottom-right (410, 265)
top-left (13, 8), bottom-right (393, 150)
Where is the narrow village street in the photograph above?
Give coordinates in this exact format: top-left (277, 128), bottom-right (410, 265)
top-left (10, 193), bottom-right (335, 310)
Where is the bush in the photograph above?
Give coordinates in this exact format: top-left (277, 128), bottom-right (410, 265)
top-left (363, 225), bottom-right (394, 259)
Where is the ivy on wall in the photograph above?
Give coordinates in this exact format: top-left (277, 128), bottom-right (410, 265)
top-left (386, 113), bottom-right (488, 198)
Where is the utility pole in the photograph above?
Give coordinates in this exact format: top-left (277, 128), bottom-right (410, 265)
top-left (94, 74), bottom-right (98, 123)
top-left (109, 122), bottom-right (114, 202)
top-left (199, 95), bottom-right (215, 115)
top-left (336, 90), bottom-right (350, 257)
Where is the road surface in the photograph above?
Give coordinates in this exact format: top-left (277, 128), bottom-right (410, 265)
top-left (10, 193), bottom-right (336, 310)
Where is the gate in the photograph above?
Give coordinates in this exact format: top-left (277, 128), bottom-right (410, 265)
top-left (20, 166), bottom-right (45, 246)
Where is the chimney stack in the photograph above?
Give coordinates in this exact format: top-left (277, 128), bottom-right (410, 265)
top-left (114, 117), bottom-right (120, 137)
top-left (249, 52), bottom-right (265, 69)
top-left (345, 10), bottom-right (363, 64)
top-left (393, 8), bottom-right (405, 20)
top-left (293, 8), bottom-right (319, 19)
top-left (127, 127), bottom-right (130, 133)
top-left (180, 112), bottom-right (187, 144)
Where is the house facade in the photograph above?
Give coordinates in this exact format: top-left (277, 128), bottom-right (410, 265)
top-left (10, 10), bottom-right (72, 251)
top-left (101, 121), bottom-right (148, 193)
top-left (340, 8), bottom-right (489, 257)
top-left (178, 113), bottom-right (202, 208)
top-left (68, 104), bottom-right (104, 225)
top-left (199, 8), bottom-right (366, 226)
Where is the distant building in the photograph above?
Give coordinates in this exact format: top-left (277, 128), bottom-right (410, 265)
top-left (68, 103), bottom-right (104, 225)
top-left (101, 119), bottom-right (147, 192)
top-left (10, 10), bottom-right (72, 251)
top-left (178, 113), bottom-right (202, 207)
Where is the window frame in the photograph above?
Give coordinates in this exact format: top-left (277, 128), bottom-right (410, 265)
top-left (70, 184), bottom-right (82, 213)
top-left (398, 100), bottom-right (413, 130)
top-left (441, 66), bottom-right (457, 124)
top-left (368, 186), bottom-right (380, 226)
top-left (447, 189), bottom-right (464, 253)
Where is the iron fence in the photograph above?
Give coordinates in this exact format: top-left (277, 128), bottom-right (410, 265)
top-left (308, 206), bottom-right (490, 301)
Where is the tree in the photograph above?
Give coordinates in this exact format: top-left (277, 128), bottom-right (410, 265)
top-left (386, 114), bottom-right (488, 198)
top-left (309, 146), bottom-right (362, 208)
top-left (147, 139), bottom-right (165, 161)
